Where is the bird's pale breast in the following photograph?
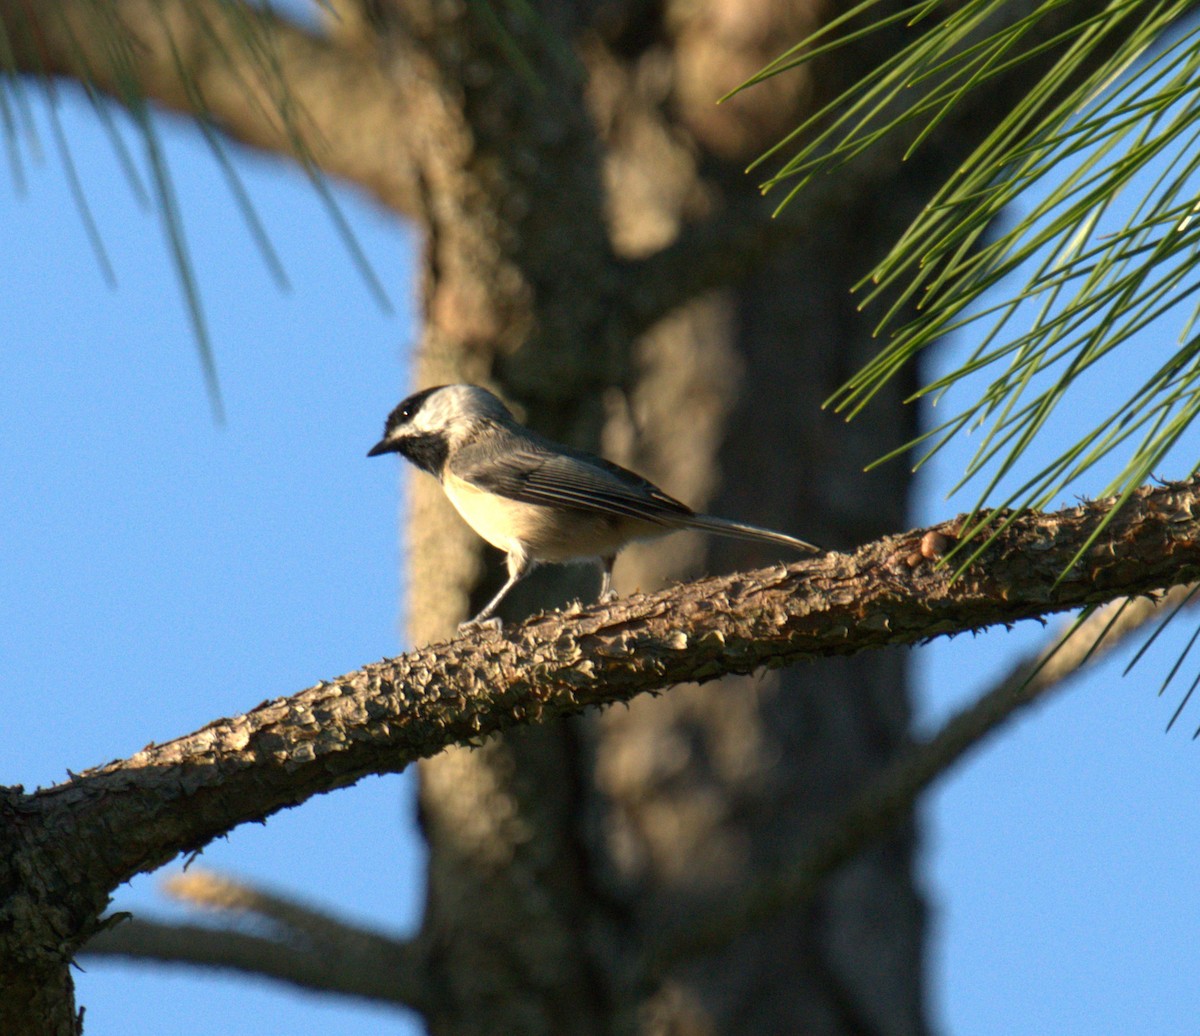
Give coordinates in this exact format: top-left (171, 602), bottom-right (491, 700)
top-left (442, 470), bottom-right (663, 561)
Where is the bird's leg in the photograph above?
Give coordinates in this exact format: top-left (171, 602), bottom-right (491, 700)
top-left (598, 555), bottom-right (618, 604)
top-left (459, 552), bottom-right (534, 632)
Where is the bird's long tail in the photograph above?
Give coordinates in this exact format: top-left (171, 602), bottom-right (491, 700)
top-left (683, 513), bottom-right (820, 554)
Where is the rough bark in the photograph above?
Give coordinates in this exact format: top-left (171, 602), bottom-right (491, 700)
top-left (3, 479), bottom-right (1198, 1032)
top-left (0, 961), bottom-right (80, 1036)
top-left (0, 0), bottom-right (1149, 1032)
top-left (84, 579), bottom-right (1199, 1013)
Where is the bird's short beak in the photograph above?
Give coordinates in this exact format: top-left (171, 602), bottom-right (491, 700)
top-left (367, 438), bottom-right (398, 457)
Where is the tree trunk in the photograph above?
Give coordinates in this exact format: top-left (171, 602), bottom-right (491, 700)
top-left (403, 3), bottom-right (938, 1032)
top-left (0, 963), bottom-right (81, 1036)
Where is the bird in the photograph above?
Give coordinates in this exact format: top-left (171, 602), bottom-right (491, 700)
top-left (368, 384), bottom-right (819, 628)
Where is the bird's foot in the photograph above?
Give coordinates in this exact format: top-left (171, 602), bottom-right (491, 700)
top-left (597, 589), bottom-right (619, 605)
top-left (458, 616), bottom-right (504, 635)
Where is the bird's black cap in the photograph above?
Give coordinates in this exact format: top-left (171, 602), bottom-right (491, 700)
top-left (367, 386), bottom-right (445, 457)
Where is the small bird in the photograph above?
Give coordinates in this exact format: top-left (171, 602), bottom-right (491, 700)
top-left (368, 384), bottom-right (819, 628)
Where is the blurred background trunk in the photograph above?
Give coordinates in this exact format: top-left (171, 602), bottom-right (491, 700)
top-left (398, 2), bottom-right (943, 1031)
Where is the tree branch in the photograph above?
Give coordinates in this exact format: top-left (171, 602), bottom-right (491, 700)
top-left (7, 478), bottom-right (1200, 984)
top-left (84, 918), bottom-right (422, 1008)
top-left (76, 502), bottom-right (1200, 1008)
top-left (652, 577), bottom-right (1200, 967)
top-left (84, 870), bottom-right (426, 1009)
top-left (0, 0), bottom-right (420, 213)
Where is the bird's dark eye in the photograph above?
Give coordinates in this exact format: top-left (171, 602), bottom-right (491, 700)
top-left (388, 385), bottom-right (443, 432)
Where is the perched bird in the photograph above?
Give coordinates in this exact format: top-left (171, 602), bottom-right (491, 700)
top-left (368, 384), bottom-right (819, 628)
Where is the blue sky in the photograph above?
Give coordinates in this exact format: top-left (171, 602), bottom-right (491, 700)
top-left (4, 56), bottom-right (1200, 1036)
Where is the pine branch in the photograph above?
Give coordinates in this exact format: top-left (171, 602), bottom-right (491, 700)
top-left (6, 477), bottom-right (1200, 1023)
top-left (87, 582), bottom-right (1195, 1006)
top-left (0, 0), bottom-right (421, 213)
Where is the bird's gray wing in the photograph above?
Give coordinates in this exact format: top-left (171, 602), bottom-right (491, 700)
top-left (450, 432), bottom-right (694, 525)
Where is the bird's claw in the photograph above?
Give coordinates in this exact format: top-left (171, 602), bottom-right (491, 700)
top-left (458, 616), bottom-right (504, 634)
